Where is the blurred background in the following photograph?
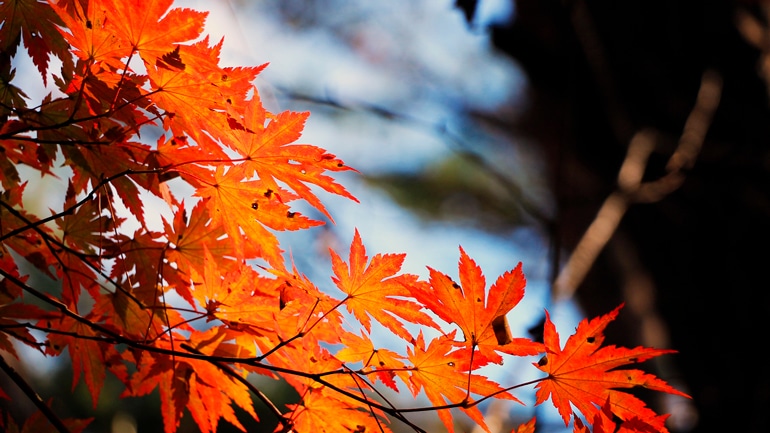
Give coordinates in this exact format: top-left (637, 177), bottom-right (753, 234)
top-left (4, 0), bottom-right (770, 432)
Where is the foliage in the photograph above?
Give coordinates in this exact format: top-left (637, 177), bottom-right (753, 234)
top-left (0, 1), bottom-right (687, 432)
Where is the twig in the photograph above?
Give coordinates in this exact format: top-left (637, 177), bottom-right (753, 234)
top-left (180, 343), bottom-right (290, 430)
top-left (0, 354), bottom-right (72, 433)
top-left (553, 70), bottom-right (722, 301)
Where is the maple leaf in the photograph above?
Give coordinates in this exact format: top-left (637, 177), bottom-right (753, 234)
top-left (107, 229), bottom-right (168, 305)
top-left (0, 245), bottom-right (24, 304)
top-left (511, 417), bottom-right (536, 433)
top-left (44, 315), bottom-right (127, 408)
top-left (150, 134), bottom-right (224, 182)
top-left (0, 199), bottom-right (59, 280)
top-left (100, 0), bottom-right (207, 59)
top-left (336, 330), bottom-right (407, 391)
top-left (410, 247), bottom-right (544, 364)
top-left (285, 388), bottom-right (393, 433)
top-left (51, 0), bottom-right (131, 70)
top-left (54, 245), bottom-right (101, 308)
top-left (571, 397), bottom-right (671, 433)
top-left (145, 39), bottom-right (264, 149)
top-left (0, 0), bottom-right (72, 85)
top-left (125, 334), bottom-right (257, 433)
top-left (56, 183), bottom-right (122, 255)
top-left (61, 140), bottom-right (152, 224)
top-left (330, 229), bottom-right (439, 341)
top-left (0, 303), bottom-right (49, 357)
top-left (189, 246), bottom-right (283, 333)
top-left (533, 304), bottom-right (689, 431)
top-left (572, 399), bottom-right (614, 433)
top-left (0, 53), bottom-right (29, 120)
top-left (0, 135), bottom-right (55, 182)
top-left (91, 288), bottom-right (171, 341)
top-left (195, 164), bottom-right (321, 267)
top-left (223, 93), bottom-right (358, 220)
top-left (267, 266), bottom-right (346, 345)
top-left (162, 200), bottom-right (260, 305)
top-left (168, 38), bottom-right (264, 108)
top-left (399, 331), bottom-right (519, 433)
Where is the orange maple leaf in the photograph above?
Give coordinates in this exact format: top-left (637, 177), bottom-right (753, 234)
top-left (162, 200), bottom-right (246, 305)
top-left (195, 164), bottom-right (321, 267)
top-left (51, 0), bottom-right (131, 70)
top-left (511, 417), bottom-right (536, 433)
top-left (285, 388), bottom-right (393, 433)
top-left (223, 93), bottom-right (358, 220)
top-left (534, 304), bottom-right (689, 431)
top-left (336, 330), bottom-right (407, 391)
top-left (125, 334), bottom-right (257, 433)
top-left (189, 246), bottom-right (282, 334)
top-left (145, 40), bottom-right (264, 149)
top-left (266, 266), bottom-right (347, 346)
top-left (410, 247), bottom-right (544, 364)
top-left (100, 0), bottom-right (206, 59)
top-left (399, 331), bottom-right (519, 433)
top-left (330, 229), bottom-right (439, 341)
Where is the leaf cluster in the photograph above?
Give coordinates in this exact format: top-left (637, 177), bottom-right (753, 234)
top-left (0, 1), bottom-right (687, 433)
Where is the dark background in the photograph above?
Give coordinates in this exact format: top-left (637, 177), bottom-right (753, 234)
top-left (455, 0), bottom-right (770, 431)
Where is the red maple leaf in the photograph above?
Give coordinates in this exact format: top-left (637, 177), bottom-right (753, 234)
top-left (399, 331), bottom-right (519, 433)
top-left (0, 0), bottom-right (71, 85)
top-left (534, 304), bottom-right (689, 431)
top-left (44, 315), bottom-right (127, 408)
top-left (409, 247), bottom-right (544, 364)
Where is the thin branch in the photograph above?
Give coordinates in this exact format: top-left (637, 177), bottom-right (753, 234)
top-left (0, 168), bottom-right (159, 243)
top-left (552, 70), bottom-right (723, 301)
top-left (2, 252), bottom-right (541, 432)
top-left (0, 354), bottom-right (72, 433)
top-left (179, 343), bottom-right (289, 430)
top-left (0, 87), bottom-right (165, 141)
top-left (0, 169), bottom-right (164, 311)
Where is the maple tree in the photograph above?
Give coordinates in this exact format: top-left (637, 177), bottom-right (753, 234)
top-left (0, 1), bottom-right (689, 432)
